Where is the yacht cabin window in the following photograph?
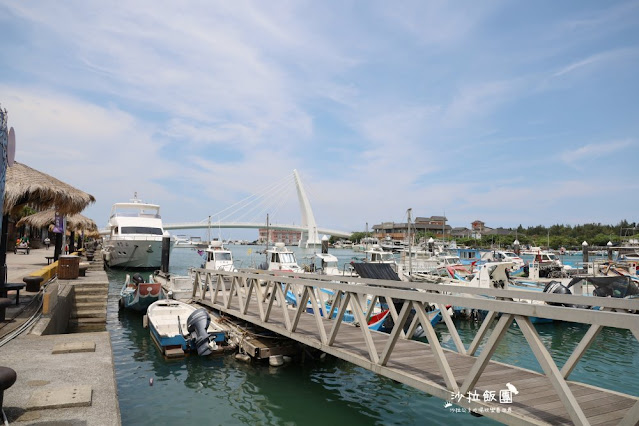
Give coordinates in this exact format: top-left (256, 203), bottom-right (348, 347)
top-left (120, 227), bottom-right (163, 235)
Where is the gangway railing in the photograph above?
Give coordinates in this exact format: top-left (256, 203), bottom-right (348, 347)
top-left (190, 269), bottom-right (639, 425)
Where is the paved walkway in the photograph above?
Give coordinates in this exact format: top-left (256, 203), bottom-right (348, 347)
top-left (6, 248), bottom-right (57, 283)
top-left (0, 248), bottom-right (121, 425)
top-left (0, 332), bottom-right (120, 425)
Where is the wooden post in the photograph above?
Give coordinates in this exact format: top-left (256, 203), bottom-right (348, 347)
top-left (54, 232), bottom-right (62, 261)
top-left (161, 235), bottom-right (170, 273)
top-left (69, 231), bottom-right (75, 254)
top-left (582, 241), bottom-right (588, 266)
top-left (0, 215), bottom-right (9, 294)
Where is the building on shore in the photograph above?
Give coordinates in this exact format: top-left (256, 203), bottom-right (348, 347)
top-left (257, 228), bottom-right (302, 245)
top-left (450, 220), bottom-right (515, 240)
top-left (372, 215), bottom-right (451, 242)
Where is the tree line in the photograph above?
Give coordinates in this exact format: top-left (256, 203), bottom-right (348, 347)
top-left (343, 220), bottom-right (638, 250)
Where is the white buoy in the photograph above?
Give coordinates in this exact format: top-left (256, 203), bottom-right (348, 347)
top-left (282, 356), bottom-right (293, 364)
top-left (269, 355), bottom-right (284, 367)
top-left (235, 353), bottom-right (251, 363)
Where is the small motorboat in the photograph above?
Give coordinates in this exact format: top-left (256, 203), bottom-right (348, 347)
top-left (146, 299), bottom-right (227, 358)
top-left (119, 273), bottom-right (163, 312)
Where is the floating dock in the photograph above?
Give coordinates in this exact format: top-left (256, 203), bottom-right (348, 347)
top-left (190, 268), bottom-right (639, 425)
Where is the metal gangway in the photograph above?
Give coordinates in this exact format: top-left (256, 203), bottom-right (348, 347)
top-left (189, 269), bottom-right (639, 425)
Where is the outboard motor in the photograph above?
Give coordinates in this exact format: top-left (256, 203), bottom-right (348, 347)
top-left (186, 308), bottom-right (215, 356)
top-left (543, 281), bottom-right (573, 307)
top-left (132, 273), bottom-right (144, 285)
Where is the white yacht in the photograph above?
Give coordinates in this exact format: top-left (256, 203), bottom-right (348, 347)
top-left (102, 194), bottom-right (170, 269)
top-left (260, 242), bottom-right (304, 273)
top-left (204, 240), bottom-right (237, 272)
top-left (306, 252), bottom-right (356, 276)
top-left (174, 235), bottom-right (207, 249)
top-left (364, 244), bottom-right (396, 264)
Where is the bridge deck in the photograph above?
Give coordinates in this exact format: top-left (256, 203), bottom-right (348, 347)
top-left (199, 293), bottom-right (638, 425)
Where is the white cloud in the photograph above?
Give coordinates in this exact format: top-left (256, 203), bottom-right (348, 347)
top-left (443, 79), bottom-right (523, 126)
top-left (1, 86), bottom-right (176, 219)
top-left (379, 0), bottom-right (500, 47)
top-left (560, 139), bottom-right (634, 166)
top-left (553, 48), bottom-right (639, 78)
top-left (2, 1), bottom-right (638, 233)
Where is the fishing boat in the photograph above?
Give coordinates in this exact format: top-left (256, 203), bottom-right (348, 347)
top-left (411, 307), bottom-right (449, 338)
top-left (174, 235), bottom-right (207, 249)
top-left (304, 252), bottom-right (356, 276)
top-left (353, 237), bottom-right (379, 252)
top-left (119, 273), bottom-right (164, 311)
top-left (102, 193), bottom-right (171, 268)
top-left (146, 299), bottom-right (227, 358)
top-left (203, 240), bottom-right (237, 271)
top-left (367, 309), bottom-right (391, 331)
top-left (363, 244), bottom-right (396, 264)
top-left (259, 242), bottom-right (304, 273)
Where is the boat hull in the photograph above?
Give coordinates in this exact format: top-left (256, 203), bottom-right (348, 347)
top-left (147, 300), bottom-right (226, 357)
top-left (120, 282), bottom-right (164, 312)
top-left (103, 238), bottom-right (164, 268)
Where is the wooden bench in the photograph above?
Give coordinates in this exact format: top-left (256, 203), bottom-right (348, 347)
top-left (0, 283), bottom-right (26, 305)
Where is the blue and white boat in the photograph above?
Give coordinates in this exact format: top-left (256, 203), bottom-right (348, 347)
top-left (119, 273), bottom-right (164, 312)
top-left (146, 299), bottom-right (227, 358)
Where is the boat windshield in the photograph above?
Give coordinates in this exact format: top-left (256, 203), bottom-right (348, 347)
top-left (279, 253), bottom-right (296, 263)
top-left (216, 252), bottom-right (232, 261)
top-left (120, 227), bottom-right (163, 235)
top-left (503, 252), bottom-right (518, 258)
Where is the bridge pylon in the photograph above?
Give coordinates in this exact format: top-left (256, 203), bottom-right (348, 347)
top-left (293, 169), bottom-right (321, 248)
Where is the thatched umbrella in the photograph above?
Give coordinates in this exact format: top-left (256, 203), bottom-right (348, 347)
top-left (1, 162), bottom-right (96, 290)
top-left (16, 209), bottom-right (97, 233)
top-left (4, 162), bottom-right (95, 215)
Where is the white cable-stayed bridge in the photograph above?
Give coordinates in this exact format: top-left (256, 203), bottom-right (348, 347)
top-left (163, 170), bottom-right (351, 246)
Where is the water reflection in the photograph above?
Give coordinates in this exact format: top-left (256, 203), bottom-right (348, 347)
top-left (101, 247), bottom-right (639, 424)
top-left (434, 318), bottom-right (639, 397)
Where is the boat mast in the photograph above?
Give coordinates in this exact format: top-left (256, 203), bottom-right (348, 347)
top-left (207, 216), bottom-right (211, 244)
top-left (265, 213), bottom-right (270, 263)
top-left (407, 208), bottom-right (412, 277)
top-left (365, 222), bottom-right (368, 247)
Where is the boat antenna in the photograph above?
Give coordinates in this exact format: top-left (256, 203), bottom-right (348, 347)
top-left (207, 216), bottom-right (211, 244)
top-left (265, 213), bottom-right (270, 263)
top-left (407, 208), bottom-right (412, 277)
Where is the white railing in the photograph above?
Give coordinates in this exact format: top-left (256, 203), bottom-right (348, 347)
top-left (190, 269), bottom-right (639, 425)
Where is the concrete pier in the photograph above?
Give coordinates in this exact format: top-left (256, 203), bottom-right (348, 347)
top-left (0, 332), bottom-right (119, 425)
top-left (0, 248), bottom-right (120, 425)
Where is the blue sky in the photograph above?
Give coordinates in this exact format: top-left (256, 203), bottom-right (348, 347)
top-left (1, 1), bottom-right (638, 237)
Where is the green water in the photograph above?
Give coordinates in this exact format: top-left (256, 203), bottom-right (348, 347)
top-left (106, 247), bottom-right (638, 425)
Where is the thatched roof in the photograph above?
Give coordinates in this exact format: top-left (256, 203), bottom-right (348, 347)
top-left (16, 209), bottom-right (98, 232)
top-left (4, 162), bottom-right (95, 215)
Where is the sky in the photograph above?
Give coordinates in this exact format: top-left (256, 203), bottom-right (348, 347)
top-left (1, 1), bottom-right (638, 238)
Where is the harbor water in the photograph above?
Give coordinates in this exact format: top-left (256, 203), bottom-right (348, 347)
top-left (107, 246), bottom-right (638, 425)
